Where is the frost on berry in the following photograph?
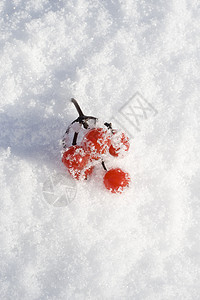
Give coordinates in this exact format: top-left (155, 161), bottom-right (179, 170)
top-left (62, 145), bottom-right (94, 180)
top-left (82, 128), bottom-right (111, 159)
top-left (67, 164), bottom-right (94, 181)
top-left (109, 130), bottom-right (130, 158)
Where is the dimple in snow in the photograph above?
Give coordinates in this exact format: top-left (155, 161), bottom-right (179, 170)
top-left (62, 98), bottom-right (131, 194)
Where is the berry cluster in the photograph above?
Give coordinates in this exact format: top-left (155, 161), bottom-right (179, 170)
top-left (62, 99), bottom-right (131, 194)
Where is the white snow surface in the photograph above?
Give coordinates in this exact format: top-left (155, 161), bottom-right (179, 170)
top-left (1, 0), bottom-right (200, 299)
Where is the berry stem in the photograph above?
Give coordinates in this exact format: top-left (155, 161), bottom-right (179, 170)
top-left (62, 98), bottom-right (98, 149)
top-left (71, 98), bottom-right (84, 117)
top-left (104, 122), bottom-right (112, 129)
top-left (104, 122), bottom-right (115, 134)
top-left (102, 160), bottom-right (107, 171)
top-left (72, 132), bottom-right (79, 145)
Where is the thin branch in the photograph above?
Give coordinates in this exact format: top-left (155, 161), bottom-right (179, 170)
top-left (72, 132), bottom-right (79, 145)
top-left (71, 98), bottom-right (84, 117)
top-left (101, 160), bottom-right (107, 171)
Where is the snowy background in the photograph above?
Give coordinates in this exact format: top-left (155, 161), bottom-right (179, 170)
top-left (0, 0), bottom-right (200, 299)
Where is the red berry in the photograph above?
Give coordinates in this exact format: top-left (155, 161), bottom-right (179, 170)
top-left (84, 165), bottom-right (94, 177)
top-left (82, 128), bottom-right (111, 159)
top-left (103, 168), bottom-right (130, 194)
top-left (68, 165), bottom-right (94, 180)
top-left (109, 131), bottom-right (130, 157)
top-left (62, 145), bottom-right (93, 180)
top-left (62, 145), bottom-right (89, 170)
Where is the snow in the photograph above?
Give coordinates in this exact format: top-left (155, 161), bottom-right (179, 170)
top-left (0, 0), bottom-right (200, 299)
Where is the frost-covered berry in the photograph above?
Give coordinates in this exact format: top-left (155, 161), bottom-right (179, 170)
top-left (82, 128), bottom-right (111, 159)
top-left (109, 130), bottom-right (130, 157)
top-left (62, 145), bottom-right (93, 180)
top-left (67, 165), bottom-right (94, 180)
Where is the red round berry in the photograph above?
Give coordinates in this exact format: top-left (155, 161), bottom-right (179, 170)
top-left (62, 145), bottom-right (89, 170)
top-left (109, 131), bottom-right (130, 157)
top-left (103, 168), bottom-right (130, 194)
top-left (82, 128), bottom-right (111, 159)
top-left (62, 145), bottom-right (93, 180)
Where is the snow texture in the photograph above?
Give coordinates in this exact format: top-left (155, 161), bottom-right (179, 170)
top-left (0, 0), bottom-right (200, 299)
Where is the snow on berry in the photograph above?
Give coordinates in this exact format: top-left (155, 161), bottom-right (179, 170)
top-left (109, 130), bottom-right (130, 157)
top-left (62, 145), bottom-right (89, 169)
top-left (82, 128), bottom-right (111, 160)
top-left (67, 164), bottom-right (94, 181)
top-left (62, 145), bottom-right (94, 180)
